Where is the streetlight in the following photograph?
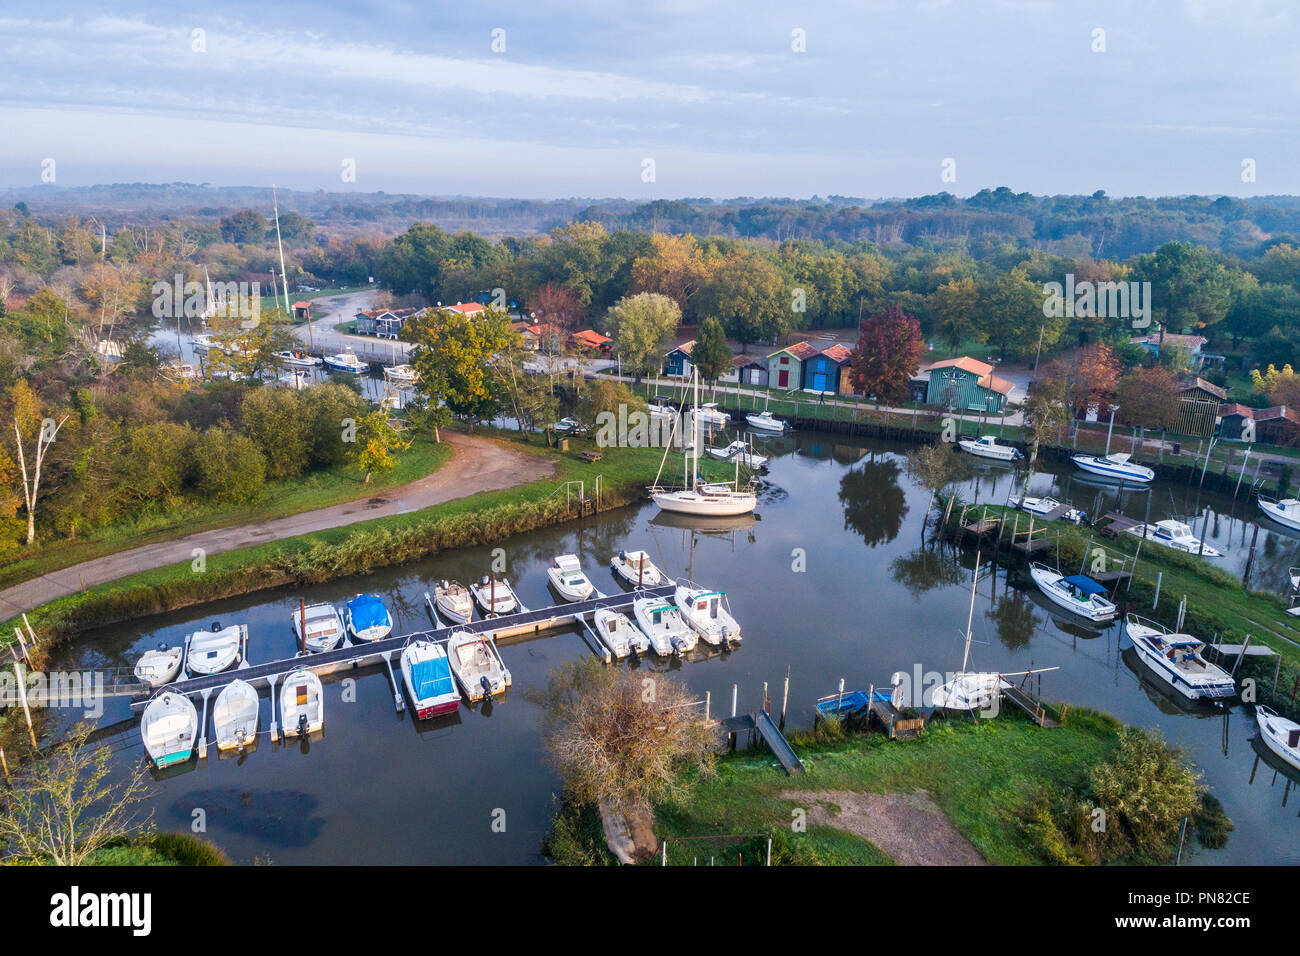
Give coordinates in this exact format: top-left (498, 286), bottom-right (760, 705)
top-left (1105, 404), bottom-right (1119, 455)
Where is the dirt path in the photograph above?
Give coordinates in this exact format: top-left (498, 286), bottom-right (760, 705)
top-left (0, 432), bottom-right (556, 619)
top-left (782, 789), bottom-right (986, 865)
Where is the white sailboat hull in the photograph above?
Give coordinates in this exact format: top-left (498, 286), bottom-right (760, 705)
top-left (1258, 497), bottom-right (1300, 532)
top-left (652, 488), bottom-right (757, 516)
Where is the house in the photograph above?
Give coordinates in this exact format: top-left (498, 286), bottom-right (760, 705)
top-left (915, 357), bottom-right (1014, 412)
top-left (355, 307), bottom-right (426, 339)
top-left (521, 322), bottom-right (566, 352)
top-left (821, 344), bottom-right (857, 396)
top-left (1176, 378), bottom-right (1228, 436)
top-left (442, 302), bottom-right (487, 316)
top-left (1216, 404), bottom-right (1300, 446)
top-left (569, 329), bottom-right (612, 354)
top-left (292, 301), bottom-right (312, 321)
top-left (1131, 331), bottom-right (1210, 368)
top-left (727, 354), bottom-right (769, 387)
top-left (767, 341), bottom-right (818, 390)
top-left (1218, 404), bottom-right (1256, 443)
top-left (664, 340), bottom-right (696, 378)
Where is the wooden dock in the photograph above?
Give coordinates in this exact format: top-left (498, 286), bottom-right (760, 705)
top-left (754, 709), bottom-right (804, 774)
top-left (1096, 511), bottom-right (1141, 538)
top-left (1000, 682), bottom-right (1061, 728)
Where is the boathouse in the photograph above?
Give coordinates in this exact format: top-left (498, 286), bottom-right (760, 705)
top-left (915, 357), bottom-right (1013, 412)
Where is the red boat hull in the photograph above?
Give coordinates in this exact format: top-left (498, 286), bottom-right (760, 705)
top-left (416, 699), bottom-right (460, 720)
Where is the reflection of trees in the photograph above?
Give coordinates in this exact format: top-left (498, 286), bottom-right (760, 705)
top-left (986, 591), bottom-right (1039, 651)
top-left (890, 547), bottom-right (964, 601)
top-left (839, 453), bottom-right (908, 548)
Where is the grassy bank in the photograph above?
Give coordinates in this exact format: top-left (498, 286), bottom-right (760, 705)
top-left (82, 833), bottom-right (231, 866)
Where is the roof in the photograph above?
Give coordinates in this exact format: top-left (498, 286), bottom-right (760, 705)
top-left (767, 341), bottom-right (819, 361)
top-left (570, 329), bottom-right (611, 348)
top-left (921, 356), bottom-right (995, 377)
top-left (1178, 378), bottom-right (1227, 401)
top-left (1061, 575), bottom-right (1107, 596)
top-left (522, 322), bottom-right (564, 337)
top-left (1254, 405), bottom-right (1300, 425)
top-left (1131, 332), bottom-right (1208, 351)
top-left (731, 353), bottom-right (765, 367)
top-left (820, 343), bottom-right (853, 364)
top-left (292, 301), bottom-right (311, 309)
top-left (1218, 403), bottom-right (1255, 419)
top-left (443, 302), bottom-right (486, 315)
top-left (668, 339), bottom-right (696, 356)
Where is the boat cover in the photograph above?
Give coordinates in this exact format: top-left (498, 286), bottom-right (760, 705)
top-left (410, 655), bottom-right (454, 700)
top-left (1062, 575), bottom-right (1107, 595)
top-left (347, 594), bottom-right (391, 631)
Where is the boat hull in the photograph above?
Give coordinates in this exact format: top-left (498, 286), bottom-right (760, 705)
top-left (652, 489), bottom-right (756, 517)
top-left (1029, 566), bottom-right (1115, 622)
top-left (1071, 455), bottom-right (1154, 483)
top-left (958, 441), bottom-right (1020, 461)
top-left (1257, 498), bottom-right (1300, 532)
top-left (1257, 709), bottom-right (1300, 771)
top-left (745, 415), bottom-right (786, 432)
top-left (1125, 621), bottom-right (1235, 702)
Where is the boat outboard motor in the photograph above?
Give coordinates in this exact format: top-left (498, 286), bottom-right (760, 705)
top-left (297, 713), bottom-right (308, 739)
top-left (211, 621), bottom-right (221, 633)
top-left (479, 675), bottom-right (493, 699)
top-left (671, 637), bottom-right (684, 658)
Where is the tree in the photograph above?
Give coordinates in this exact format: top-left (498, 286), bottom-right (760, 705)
top-left (346, 409), bottom-right (410, 482)
top-left (628, 233), bottom-right (713, 319)
top-left (240, 387), bottom-right (309, 479)
top-left (1021, 376), bottom-right (1069, 472)
top-left (1129, 241), bottom-right (1233, 333)
top-left (839, 452), bottom-right (909, 547)
top-left (848, 303), bottom-right (925, 403)
top-left (691, 316), bottom-right (731, 384)
top-left (1115, 366), bottom-right (1181, 431)
top-left (1043, 343), bottom-right (1121, 419)
top-left (1086, 728), bottom-right (1201, 863)
top-left (405, 305), bottom-right (518, 433)
top-left (190, 427), bottom-right (266, 503)
top-left (929, 277), bottom-right (982, 355)
top-left (698, 251), bottom-right (786, 350)
top-left (979, 266), bottom-right (1057, 361)
top-left (905, 441), bottom-right (973, 540)
top-left (6, 379), bottom-right (69, 544)
top-left (218, 208), bottom-right (268, 244)
top-left (603, 292), bottom-right (680, 382)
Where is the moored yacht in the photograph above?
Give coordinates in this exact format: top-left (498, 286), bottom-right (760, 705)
top-left (1124, 615), bottom-right (1235, 702)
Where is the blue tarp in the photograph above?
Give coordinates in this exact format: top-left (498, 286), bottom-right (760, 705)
top-left (410, 656), bottom-right (454, 700)
top-left (1062, 575), bottom-right (1107, 596)
top-left (347, 594), bottom-right (391, 632)
top-left (815, 689), bottom-right (892, 716)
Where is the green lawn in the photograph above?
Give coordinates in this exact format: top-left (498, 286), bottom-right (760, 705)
top-left (256, 285), bottom-right (369, 324)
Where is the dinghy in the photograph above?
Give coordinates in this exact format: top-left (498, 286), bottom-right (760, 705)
top-left (184, 622), bottom-right (245, 676)
top-left (134, 644), bottom-right (183, 688)
top-left (611, 549), bottom-right (663, 587)
top-left (958, 435), bottom-right (1022, 461)
top-left (591, 608), bottom-right (649, 658)
top-left (547, 554), bottom-right (595, 602)
top-left (1257, 495), bottom-right (1300, 533)
top-left (141, 692), bottom-right (199, 768)
top-left (1029, 564), bottom-right (1116, 622)
top-left (691, 403), bottom-right (730, 429)
top-left (383, 364), bottom-right (418, 386)
top-left (706, 440), bottom-right (769, 469)
top-left (1256, 705), bottom-right (1300, 772)
top-left (400, 641), bottom-right (460, 719)
top-left (470, 575), bottom-right (520, 617)
top-left (213, 679), bottom-right (259, 752)
top-left (432, 580), bottom-right (474, 625)
top-left (745, 410), bottom-right (788, 432)
top-left (344, 593), bottom-right (393, 643)
top-left (1124, 615), bottom-right (1235, 702)
top-left (674, 585), bottom-right (741, 647)
top-left (1071, 452), bottom-right (1154, 483)
top-left (323, 349), bottom-right (367, 374)
top-left (1016, 495), bottom-right (1088, 524)
top-left (446, 629), bottom-right (511, 701)
top-left (1123, 519), bottom-right (1221, 556)
top-left (280, 668), bottom-right (324, 738)
top-left (632, 596), bottom-right (696, 656)
top-left (292, 601), bottom-right (346, 653)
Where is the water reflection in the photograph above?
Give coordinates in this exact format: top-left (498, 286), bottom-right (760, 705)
top-left (986, 590), bottom-right (1040, 651)
top-left (839, 452), bottom-right (907, 548)
top-left (890, 546), bottom-right (964, 600)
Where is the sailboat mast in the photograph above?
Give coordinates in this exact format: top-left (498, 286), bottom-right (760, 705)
top-left (961, 553), bottom-right (980, 674)
top-left (273, 185), bottom-right (313, 351)
top-left (692, 368), bottom-right (700, 490)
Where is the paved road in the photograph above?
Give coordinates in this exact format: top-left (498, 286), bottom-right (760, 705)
top-left (0, 432), bottom-right (557, 619)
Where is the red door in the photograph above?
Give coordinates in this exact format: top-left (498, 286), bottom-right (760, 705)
top-left (778, 370), bottom-right (788, 388)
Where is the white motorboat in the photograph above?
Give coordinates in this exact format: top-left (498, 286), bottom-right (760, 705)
top-left (292, 602), bottom-right (347, 653)
top-left (280, 668), bottom-right (324, 738)
top-left (166, 361), bottom-right (197, 380)
top-left (647, 401), bottom-right (677, 423)
top-left (470, 575), bottom-right (520, 617)
top-left (1123, 519), bottom-right (1221, 557)
top-left (1257, 495), bottom-right (1300, 533)
top-left (552, 416), bottom-right (586, 435)
top-left (323, 349), bottom-right (367, 374)
top-left (632, 596), bottom-right (696, 656)
top-left (190, 332), bottom-right (218, 353)
top-left (213, 679), bottom-right (260, 752)
top-left (958, 435), bottom-right (1022, 462)
top-left (276, 369), bottom-right (312, 389)
top-left (745, 410), bottom-right (788, 432)
top-left (691, 403), bottom-right (730, 429)
top-left (383, 363), bottom-right (418, 386)
top-left (611, 549), bottom-right (663, 587)
top-left (1255, 705), bottom-right (1300, 771)
top-left (1290, 567), bottom-right (1300, 595)
top-left (184, 622), bottom-right (246, 676)
top-left (547, 554), bottom-right (595, 602)
top-left (274, 349), bottom-right (320, 369)
top-left (674, 585), bottom-right (740, 647)
top-left (1029, 564), bottom-right (1116, 622)
top-left (344, 593), bottom-right (393, 643)
top-left (140, 692), bottom-right (199, 768)
top-left (431, 580), bottom-right (474, 625)
top-left (134, 644), bottom-right (183, 688)
top-left (1124, 615), bottom-right (1235, 702)
top-left (706, 440), bottom-right (769, 469)
top-left (1016, 495), bottom-right (1087, 524)
top-left (1071, 452), bottom-right (1154, 483)
top-left (591, 607), bottom-right (649, 658)
top-left (446, 629), bottom-right (511, 701)
top-left (400, 641), bottom-right (460, 719)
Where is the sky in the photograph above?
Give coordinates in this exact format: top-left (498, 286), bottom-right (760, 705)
top-left (0, 1), bottom-right (1296, 199)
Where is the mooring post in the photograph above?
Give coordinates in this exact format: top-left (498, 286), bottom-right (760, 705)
top-left (1230, 634), bottom-right (1252, 678)
top-left (197, 688), bottom-right (212, 760)
top-left (268, 673), bottom-right (280, 743)
top-left (704, 690), bottom-right (710, 722)
top-left (780, 668), bottom-right (790, 732)
top-left (11, 652), bottom-right (37, 748)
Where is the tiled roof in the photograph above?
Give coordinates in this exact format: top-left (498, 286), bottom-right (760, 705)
top-left (669, 339), bottom-right (696, 356)
top-left (1218, 403), bottom-right (1255, 419)
top-left (820, 343), bottom-right (853, 364)
top-left (1178, 377), bottom-right (1228, 401)
top-left (768, 341), bottom-right (819, 361)
top-left (1131, 332), bottom-right (1207, 351)
top-left (570, 329), bottom-right (611, 347)
top-left (444, 302), bottom-right (486, 314)
top-left (732, 353), bottom-right (765, 367)
top-left (921, 356), bottom-right (995, 377)
top-left (1254, 405), bottom-right (1300, 424)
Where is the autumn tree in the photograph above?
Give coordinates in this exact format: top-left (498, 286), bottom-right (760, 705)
top-left (691, 316), bottom-right (732, 384)
top-left (6, 379), bottom-right (69, 544)
top-left (1042, 343), bottom-right (1121, 419)
top-left (405, 305), bottom-right (519, 434)
top-left (1021, 376), bottom-right (1069, 472)
top-left (697, 250), bottom-right (786, 350)
top-left (346, 409), bottom-right (411, 483)
top-left (603, 292), bottom-right (680, 382)
top-left (848, 304), bottom-right (925, 403)
top-left (929, 277), bottom-right (982, 355)
top-left (1114, 366), bottom-right (1181, 431)
top-left (628, 233), bottom-right (713, 319)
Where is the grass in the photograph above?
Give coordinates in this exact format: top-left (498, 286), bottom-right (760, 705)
top-left (257, 285), bottom-right (370, 324)
top-left (83, 833), bottom-right (230, 866)
top-left (0, 437), bottom-right (455, 592)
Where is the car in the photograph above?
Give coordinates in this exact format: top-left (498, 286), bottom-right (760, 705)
top-left (552, 417), bottom-right (587, 435)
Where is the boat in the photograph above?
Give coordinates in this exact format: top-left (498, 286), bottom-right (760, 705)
top-left (431, 580), bottom-right (473, 625)
top-left (292, 601), bottom-right (346, 653)
top-left (344, 593), bottom-right (393, 643)
top-left (674, 585), bottom-right (740, 647)
top-left (1124, 615), bottom-right (1235, 702)
top-left (189, 332), bottom-right (218, 353)
top-left (184, 622), bottom-right (246, 676)
top-left (279, 668), bottom-right (324, 738)
top-left (165, 361), bottom-right (197, 380)
top-left (213, 679), bottom-right (260, 752)
top-left (591, 608), bottom-right (649, 658)
top-left (706, 439), bottom-right (769, 469)
top-left (931, 554), bottom-right (1011, 711)
top-left (400, 641), bottom-right (461, 719)
top-left (632, 596), bottom-right (696, 656)
top-left (958, 435), bottom-right (1022, 461)
top-left (140, 692), bottom-right (199, 768)
top-left (1071, 452), bottom-right (1155, 483)
top-left (1290, 567), bottom-right (1300, 595)
top-left (547, 554), bottom-right (595, 602)
top-left (276, 369), bottom-right (311, 389)
top-left (274, 349), bottom-right (320, 368)
top-left (691, 403), bottom-right (730, 429)
top-left (1016, 495), bottom-right (1088, 524)
top-left (445, 629), bottom-right (511, 701)
top-left (383, 363), bottom-right (418, 386)
top-left (647, 398), bottom-right (677, 422)
top-left (1256, 495), bottom-right (1300, 533)
top-left (470, 575), bottom-right (520, 617)
top-left (134, 644), bottom-right (183, 688)
top-left (652, 373), bottom-right (758, 516)
top-left (611, 549), bottom-right (663, 587)
top-left (552, 416), bottom-right (586, 435)
top-left (1122, 519), bottom-right (1221, 556)
top-left (1028, 564), bottom-right (1117, 622)
top-left (745, 410), bottom-right (789, 432)
top-left (1255, 705), bottom-right (1300, 771)
top-left (323, 349), bottom-right (368, 374)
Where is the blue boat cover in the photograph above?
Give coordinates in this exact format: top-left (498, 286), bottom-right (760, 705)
top-left (815, 689), bottom-right (892, 715)
top-left (347, 594), bottom-right (391, 631)
top-left (410, 655), bottom-right (454, 700)
top-left (1062, 575), bottom-right (1107, 596)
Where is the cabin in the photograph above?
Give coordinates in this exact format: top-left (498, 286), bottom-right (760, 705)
top-left (355, 307), bottom-right (424, 338)
top-left (663, 340), bottom-right (696, 378)
top-left (727, 354), bottom-right (768, 387)
top-left (766, 341), bottom-right (818, 391)
top-left (1130, 331), bottom-right (1211, 368)
top-left (569, 329), bottom-right (612, 354)
top-left (442, 302), bottom-right (487, 317)
top-left (1217, 404), bottom-right (1300, 447)
top-left (292, 301), bottom-right (312, 321)
top-left (1176, 378), bottom-right (1227, 437)
top-left (521, 322), bottom-right (566, 353)
top-left (1218, 404), bottom-right (1256, 443)
top-left (915, 357), bottom-right (1013, 412)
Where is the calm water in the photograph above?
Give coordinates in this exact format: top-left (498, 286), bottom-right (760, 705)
top-left (49, 429), bottom-right (1300, 864)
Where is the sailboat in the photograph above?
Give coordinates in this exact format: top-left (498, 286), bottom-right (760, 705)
top-left (931, 555), bottom-right (1009, 711)
top-left (651, 368), bottom-right (756, 517)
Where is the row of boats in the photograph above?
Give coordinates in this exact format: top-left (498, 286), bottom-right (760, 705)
top-left (958, 434), bottom-right (1157, 483)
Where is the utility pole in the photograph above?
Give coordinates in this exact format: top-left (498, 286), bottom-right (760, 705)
top-left (1104, 404), bottom-right (1118, 455)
